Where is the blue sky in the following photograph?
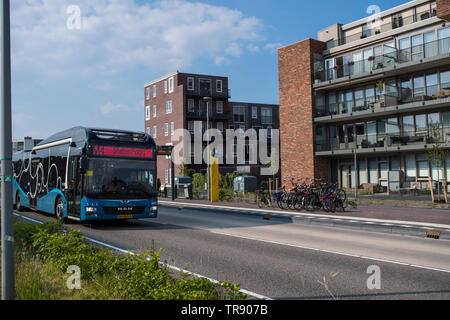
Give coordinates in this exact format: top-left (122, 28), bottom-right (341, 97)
top-left (8, 0), bottom-right (406, 139)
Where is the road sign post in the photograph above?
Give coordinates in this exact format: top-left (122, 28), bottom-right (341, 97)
top-left (1, 0), bottom-right (15, 300)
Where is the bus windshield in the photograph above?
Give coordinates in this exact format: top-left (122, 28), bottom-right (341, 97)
top-left (84, 158), bottom-right (156, 199)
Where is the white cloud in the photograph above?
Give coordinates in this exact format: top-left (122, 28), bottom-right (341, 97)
top-left (11, 0), bottom-right (265, 77)
top-left (99, 102), bottom-right (128, 115)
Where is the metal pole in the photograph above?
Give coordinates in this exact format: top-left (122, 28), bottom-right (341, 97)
top-left (206, 99), bottom-right (210, 201)
top-left (171, 154), bottom-right (175, 201)
top-left (1, 0), bottom-right (15, 300)
top-left (354, 148), bottom-right (357, 200)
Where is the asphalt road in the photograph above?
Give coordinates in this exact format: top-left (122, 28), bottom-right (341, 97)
top-left (15, 206), bottom-right (450, 300)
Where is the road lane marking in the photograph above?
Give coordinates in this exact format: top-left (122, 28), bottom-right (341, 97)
top-left (209, 230), bottom-right (450, 274)
top-left (13, 212), bottom-right (272, 301)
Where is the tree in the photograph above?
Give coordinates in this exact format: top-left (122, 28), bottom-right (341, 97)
top-left (427, 122), bottom-right (448, 203)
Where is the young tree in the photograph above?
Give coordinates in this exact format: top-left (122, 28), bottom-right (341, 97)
top-left (427, 122), bottom-right (448, 203)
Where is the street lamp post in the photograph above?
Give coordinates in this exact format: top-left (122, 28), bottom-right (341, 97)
top-left (203, 97), bottom-right (212, 201)
top-left (1, 0), bottom-right (15, 300)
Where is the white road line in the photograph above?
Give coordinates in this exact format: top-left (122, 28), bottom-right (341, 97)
top-left (209, 230), bottom-right (450, 274)
top-left (13, 212), bottom-right (272, 301)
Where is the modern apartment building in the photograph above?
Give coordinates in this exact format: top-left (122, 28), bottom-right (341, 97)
top-left (279, 0), bottom-right (450, 192)
top-left (144, 72), bottom-right (279, 186)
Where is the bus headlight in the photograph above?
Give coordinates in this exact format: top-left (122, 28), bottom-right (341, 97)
top-left (151, 206), bottom-right (158, 211)
top-left (86, 207), bottom-right (97, 213)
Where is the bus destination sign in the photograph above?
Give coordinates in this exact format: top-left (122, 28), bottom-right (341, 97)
top-left (93, 146), bottom-right (153, 159)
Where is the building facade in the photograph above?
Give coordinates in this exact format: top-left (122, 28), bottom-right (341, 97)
top-left (279, 0), bottom-right (450, 192)
top-left (144, 72), bottom-right (279, 187)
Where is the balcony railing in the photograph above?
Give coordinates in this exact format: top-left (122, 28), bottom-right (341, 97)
top-left (186, 108), bottom-right (232, 120)
top-left (186, 89), bottom-right (231, 99)
top-left (316, 126), bottom-right (450, 152)
top-left (314, 81), bottom-right (450, 118)
top-left (315, 37), bottom-right (450, 84)
top-left (327, 9), bottom-right (437, 49)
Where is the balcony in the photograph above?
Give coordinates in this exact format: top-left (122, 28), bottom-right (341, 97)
top-left (314, 37), bottom-right (450, 85)
top-left (186, 108), bottom-right (232, 121)
top-left (316, 126), bottom-right (450, 155)
top-left (186, 88), bottom-right (231, 99)
top-left (327, 9), bottom-right (437, 49)
top-left (313, 81), bottom-right (450, 120)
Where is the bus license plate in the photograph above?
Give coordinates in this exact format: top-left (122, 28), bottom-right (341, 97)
top-left (118, 214), bottom-right (133, 219)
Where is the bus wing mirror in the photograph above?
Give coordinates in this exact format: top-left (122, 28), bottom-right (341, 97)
top-left (80, 157), bottom-right (88, 174)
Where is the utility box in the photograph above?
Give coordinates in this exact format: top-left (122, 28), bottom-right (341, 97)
top-left (175, 177), bottom-right (193, 200)
top-left (234, 176), bottom-right (257, 193)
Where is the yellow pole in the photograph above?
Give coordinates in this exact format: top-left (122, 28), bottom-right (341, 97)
top-left (210, 152), bottom-right (219, 202)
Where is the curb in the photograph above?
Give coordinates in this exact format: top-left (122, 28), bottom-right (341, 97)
top-left (159, 201), bottom-right (450, 240)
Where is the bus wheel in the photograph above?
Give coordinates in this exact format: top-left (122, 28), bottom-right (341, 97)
top-left (15, 192), bottom-right (23, 211)
top-left (55, 197), bottom-right (66, 223)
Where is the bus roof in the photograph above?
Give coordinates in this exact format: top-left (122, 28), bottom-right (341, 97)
top-left (35, 127), bottom-right (156, 149)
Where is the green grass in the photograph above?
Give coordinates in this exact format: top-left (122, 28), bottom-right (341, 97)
top-left (3, 219), bottom-right (248, 300)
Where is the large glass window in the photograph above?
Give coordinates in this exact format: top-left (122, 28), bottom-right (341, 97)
top-left (359, 159), bottom-right (367, 185)
top-left (363, 49), bottom-right (373, 72)
top-left (440, 70), bottom-right (450, 89)
top-left (367, 121), bottom-right (376, 145)
top-left (261, 108), bottom-right (272, 124)
top-left (415, 114), bottom-right (427, 134)
top-left (417, 154), bottom-right (429, 178)
top-left (387, 117), bottom-right (399, 135)
top-left (405, 154), bottom-right (416, 181)
top-left (426, 73), bottom-right (438, 97)
top-left (399, 37), bottom-right (411, 62)
top-left (365, 86), bottom-right (375, 105)
top-left (413, 76), bottom-right (425, 97)
top-left (401, 78), bottom-right (412, 102)
top-left (384, 41), bottom-right (396, 67)
top-left (345, 91), bottom-right (353, 112)
top-left (443, 111), bottom-right (450, 138)
top-left (354, 88), bottom-right (364, 110)
top-left (411, 34), bottom-right (423, 61)
top-left (368, 158), bottom-right (377, 183)
top-left (328, 94), bottom-right (337, 115)
top-left (438, 27), bottom-right (450, 54)
top-left (233, 106), bottom-right (246, 123)
top-left (424, 31), bottom-right (437, 58)
top-left (84, 158), bottom-right (156, 199)
top-left (403, 115), bottom-right (414, 136)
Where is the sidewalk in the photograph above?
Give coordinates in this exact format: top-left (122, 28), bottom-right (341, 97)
top-left (158, 197), bottom-right (450, 229)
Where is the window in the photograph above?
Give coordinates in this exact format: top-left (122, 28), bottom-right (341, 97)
top-left (171, 122), bottom-right (174, 136)
top-left (153, 105), bottom-right (157, 118)
top-left (415, 114), bottom-right (427, 133)
top-left (164, 123), bottom-right (169, 137)
top-left (216, 80), bottom-right (223, 93)
top-left (411, 34), bottom-right (423, 61)
top-left (199, 79), bottom-right (211, 96)
top-left (166, 101), bottom-right (173, 114)
top-left (216, 101), bottom-right (224, 114)
top-left (233, 106), bottom-right (246, 123)
top-left (252, 107), bottom-right (258, 119)
top-left (188, 99), bottom-right (195, 113)
top-left (403, 115), bottom-right (414, 136)
top-left (153, 85), bottom-right (157, 98)
top-left (164, 81), bottom-right (168, 94)
top-left (153, 126), bottom-right (157, 138)
top-left (168, 77), bottom-right (174, 93)
top-left (261, 108), bottom-right (272, 124)
top-left (146, 127), bottom-right (150, 135)
top-left (426, 73), bottom-right (438, 96)
top-left (217, 122), bottom-right (224, 132)
top-left (146, 106), bottom-right (150, 121)
top-left (424, 31), bottom-right (437, 58)
top-left (146, 87), bottom-right (150, 100)
top-left (414, 75), bottom-right (425, 97)
top-left (165, 170), bottom-right (169, 184)
top-left (440, 70), bottom-right (450, 89)
top-left (187, 77), bottom-right (195, 91)
top-left (417, 154), bottom-right (429, 178)
top-left (438, 27), bottom-right (450, 54)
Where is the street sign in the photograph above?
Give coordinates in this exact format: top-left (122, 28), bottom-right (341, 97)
top-left (2, 175), bottom-right (12, 182)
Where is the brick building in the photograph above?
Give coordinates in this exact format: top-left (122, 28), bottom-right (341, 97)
top-left (279, 0), bottom-right (450, 192)
top-left (144, 72), bottom-right (279, 187)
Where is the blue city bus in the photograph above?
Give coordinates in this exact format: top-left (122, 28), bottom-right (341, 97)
top-left (13, 127), bottom-right (158, 222)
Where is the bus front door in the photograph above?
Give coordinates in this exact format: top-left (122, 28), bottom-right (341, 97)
top-left (67, 157), bottom-right (82, 218)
